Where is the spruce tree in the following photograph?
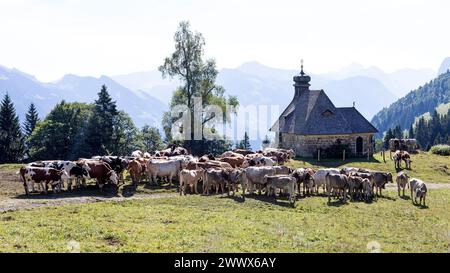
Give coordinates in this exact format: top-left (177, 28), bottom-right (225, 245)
top-left (85, 85), bottom-right (118, 155)
top-left (383, 128), bottom-right (394, 149)
top-left (408, 124), bottom-right (414, 139)
top-left (237, 132), bottom-right (251, 150)
top-left (0, 94), bottom-right (24, 163)
top-left (23, 103), bottom-right (40, 137)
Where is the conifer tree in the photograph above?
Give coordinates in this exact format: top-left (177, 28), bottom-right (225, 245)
top-left (85, 85), bottom-right (118, 155)
top-left (0, 94), bottom-right (24, 163)
top-left (23, 103), bottom-right (40, 137)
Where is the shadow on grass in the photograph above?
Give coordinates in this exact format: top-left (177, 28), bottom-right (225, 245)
top-left (375, 194), bottom-right (397, 201)
top-left (412, 202), bottom-right (429, 209)
top-left (399, 195), bottom-right (411, 200)
top-left (244, 194), bottom-right (295, 208)
top-left (220, 194), bottom-right (246, 203)
top-left (121, 184), bottom-right (139, 197)
top-left (15, 184), bottom-right (119, 200)
top-left (295, 157), bottom-right (382, 168)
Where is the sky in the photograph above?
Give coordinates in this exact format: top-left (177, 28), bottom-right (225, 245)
top-left (0, 0), bottom-right (448, 82)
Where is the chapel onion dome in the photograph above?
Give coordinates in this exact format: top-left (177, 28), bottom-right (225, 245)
top-left (293, 61), bottom-right (311, 86)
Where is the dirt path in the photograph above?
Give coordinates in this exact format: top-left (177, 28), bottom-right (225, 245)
top-left (1, 183), bottom-right (449, 213)
top-left (384, 183), bottom-right (450, 190)
top-left (0, 193), bottom-right (178, 213)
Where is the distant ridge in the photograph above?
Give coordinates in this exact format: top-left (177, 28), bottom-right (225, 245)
top-left (371, 71), bottom-right (450, 135)
top-left (0, 65), bottom-right (167, 128)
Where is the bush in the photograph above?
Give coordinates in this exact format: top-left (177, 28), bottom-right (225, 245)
top-left (430, 145), bottom-right (450, 156)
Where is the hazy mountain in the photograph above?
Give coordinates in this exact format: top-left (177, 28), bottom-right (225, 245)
top-left (322, 76), bottom-right (396, 119)
top-left (112, 70), bottom-right (179, 103)
top-left (0, 65), bottom-right (167, 128)
top-left (371, 71), bottom-right (450, 136)
top-left (114, 61), bottom-right (398, 119)
top-left (218, 62), bottom-right (396, 119)
top-left (438, 57), bottom-right (450, 76)
top-left (322, 63), bottom-right (435, 98)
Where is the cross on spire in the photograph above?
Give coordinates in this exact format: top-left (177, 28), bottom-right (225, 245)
top-left (300, 59), bottom-right (305, 76)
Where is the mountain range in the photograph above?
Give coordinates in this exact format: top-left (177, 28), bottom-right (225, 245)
top-left (113, 61), bottom-right (436, 122)
top-left (0, 65), bottom-right (167, 128)
top-left (1, 59), bottom-right (447, 146)
top-left (371, 70), bottom-right (450, 135)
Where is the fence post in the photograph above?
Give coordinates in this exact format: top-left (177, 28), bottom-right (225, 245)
top-left (382, 149), bottom-right (386, 163)
top-left (343, 149), bottom-right (346, 161)
top-left (318, 149), bottom-right (321, 162)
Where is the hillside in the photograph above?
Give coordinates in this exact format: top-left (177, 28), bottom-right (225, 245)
top-left (371, 71), bottom-right (450, 135)
top-left (414, 102), bottom-right (450, 124)
top-left (438, 57), bottom-right (450, 76)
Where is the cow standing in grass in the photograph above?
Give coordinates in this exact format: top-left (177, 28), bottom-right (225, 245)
top-left (325, 173), bottom-right (349, 203)
top-left (313, 168), bottom-right (340, 195)
top-left (264, 175), bottom-right (297, 205)
top-left (202, 169), bottom-right (226, 195)
top-left (127, 160), bottom-right (143, 186)
top-left (83, 161), bottom-right (119, 191)
top-left (179, 169), bottom-right (204, 195)
top-left (222, 169), bottom-right (247, 196)
top-left (371, 172), bottom-right (393, 197)
top-left (19, 166), bottom-right (70, 195)
top-left (292, 168), bottom-right (315, 196)
top-left (393, 150), bottom-right (403, 169)
top-left (402, 152), bottom-right (412, 169)
top-left (410, 178), bottom-right (428, 206)
top-left (396, 171), bottom-right (409, 197)
top-left (243, 166), bottom-right (276, 195)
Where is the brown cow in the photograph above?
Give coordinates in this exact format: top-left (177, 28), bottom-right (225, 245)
top-left (402, 152), bottom-right (412, 169)
top-left (85, 161), bottom-right (119, 191)
top-left (219, 157), bottom-right (245, 168)
top-left (372, 172), bottom-right (393, 197)
top-left (127, 160), bottom-right (143, 186)
top-left (19, 166), bottom-right (69, 195)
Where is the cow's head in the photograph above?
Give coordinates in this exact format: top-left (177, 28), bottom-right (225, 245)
top-left (78, 162), bottom-right (91, 178)
top-left (386, 172), bottom-right (393, 183)
top-left (108, 171), bottom-right (119, 185)
top-left (241, 160), bottom-right (250, 168)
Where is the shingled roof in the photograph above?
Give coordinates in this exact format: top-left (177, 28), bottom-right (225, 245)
top-left (270, 89), bottom-right (378, 135)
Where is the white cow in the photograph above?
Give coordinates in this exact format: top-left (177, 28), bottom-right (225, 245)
top-left (131, 150), bottom-right (144, 158)
top-left (410, 178), bottom-right (428, 206)
top-left (244, 166), bottom-right (276, 194)
top-left (264, 175), bottom-right (297, 204)
top-left (147, 159), bottom-right (185, 186)
top-left (179, 169), bottom-right (204, 195)
top-left (312, 168), bottom-right (340, 194)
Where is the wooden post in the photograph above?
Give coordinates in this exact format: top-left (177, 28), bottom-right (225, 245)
top-left (318, 149), bottom-right (321, 162)
top-left (343, 149), bottom-right (346, 161)
top-left (382, 149), bottom-right (386, 163)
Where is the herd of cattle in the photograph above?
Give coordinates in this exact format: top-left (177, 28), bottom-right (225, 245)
top-left (17, 146), bottom-right (428, 206)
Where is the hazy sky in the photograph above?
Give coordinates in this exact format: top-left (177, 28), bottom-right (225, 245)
top-left (0, 0), bottom-right (448, 82)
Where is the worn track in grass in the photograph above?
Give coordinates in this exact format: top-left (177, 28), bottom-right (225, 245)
top-left (1, 183), bottom-right (449, 213)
